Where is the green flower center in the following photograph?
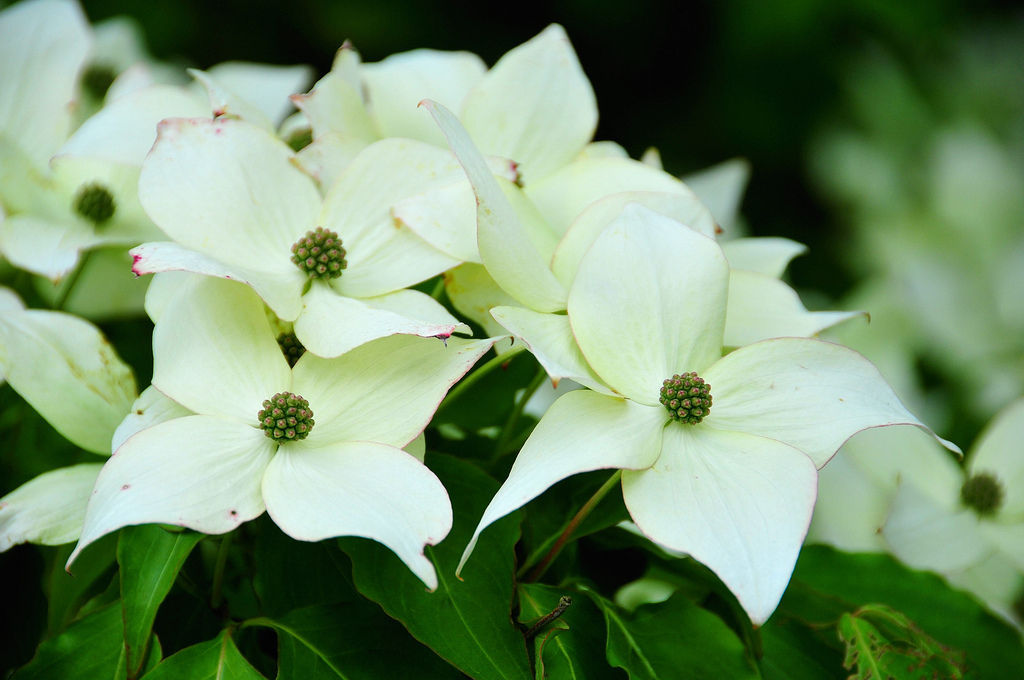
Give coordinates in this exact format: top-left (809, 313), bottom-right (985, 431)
top-left (291, 227), bottom-right (347, 280)
top-left (82, 63), bottom-right (117, 100)
top-left (73, 183), bottom-right (117, 225)
top-left (960, 472), bottom-right (1004, 516)
top-left (660, 372), bottom-right (712, 424)
top-left (258, 392), bottom-right (314, 442)
top-left (277, 332), bottom-right (306, 367)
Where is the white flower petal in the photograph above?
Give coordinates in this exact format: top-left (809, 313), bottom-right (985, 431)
top-left (980, 523), bottom-right (1024, 572)
top-left (294, 281), bottom-right (467, 359)
top-left (525, 157), bottom-right (693, 239)
top-left (152, 276), bottom-right (291, 420)
top-left (392, 180), bottom-right (482, 263)
top-left (490, 305), bottom-right (614, 396)
top-left (0, 464), bottom-right (103, 551)
top-left (143, 271), bottom-right (200, 323)
top-left (262, 440), bottom-right (452, 589)
top-left (970, 398), bottom-right (1024, 516)
top-left (703, 338), bottom-right (960, 468)
top-left (882, 481), bottom-right (990, 573)
top-left (292, 333), bottom-right (493, 447)
top-left (551, 190), bottom-right (716, 287)
top-left (681, 159), bottom-right (751, 233)
top-left (623, 426), bottom-right (817, 625)
top-left (458, 390), bottom-right (664, 574)
top-left (0, 214), bottom-right (98, 281)
top-left (130, 241), bottom-right (305, 321)
top-left (0, 0), bottom-right (90, 168)
top-left (293, 132), bottom-right (368, 191)
top-left (189, 69), bottom-right (274, 130)
top-left (725, 270), bottom-right (863, 347)
top-left (320, 137), bottom-right (462, 297)
top-left (138, 117), bottom-right (321, 279)
top-left (0, 305), bottom-right (136, 454)
top-left (205, 61), bottom-right (313, 126)
top-left (720, 237), bottom-right (807, 278)
top-left (69, 416), bottom-right (273, 566)
top-left (569, 205), bottom-right (728, 404)
top-left (35, 247), bottom-right (150, 321)
top-left (945, 553), bottom-right (1024, 627)
top-left (424, 100), bottom-right (567, 312)
top-left (291, 70), bottom-right (376, 142)
top-left (363, 48), bottom-right (486, 146)
top-left (59, 85), bottom-right (210, 165)
top-left (461, 24), bottom-right (596, 183)
top-left (111, 386), bottom-right (193, 454)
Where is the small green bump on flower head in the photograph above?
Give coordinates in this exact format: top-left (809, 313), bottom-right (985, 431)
top-left (291, 227), bottom-right (347, 279)
top-left (960, 472), bottom-right (1004, 516)
top-left (287, 127), bottom-right (313, 152)
top-left (82, 63), bottom-right (116, 100)
top-left (258, 392), bottom-right (314, 442)
top-left (660, 372), bottom-right (712, 424)
top-left (73, 183), bottom-right (117, 225)
top-left (277, 332), bottom-right (305, 367)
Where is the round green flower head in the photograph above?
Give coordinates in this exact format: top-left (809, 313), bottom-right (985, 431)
top-left (258, 392), bottom-right (314, 442)
top-left (960, 472), bottom-right (1004, 516)
top-left (82, 63), bottom-right (117, 100)
top-left (291, 227), bottom-right (347, 280)
top-left (277, 332), bottom-right (305, 367)
top-left (660, 372), bottom-right (712, 424)
top-left (73, 183), bottom-right (116, 225)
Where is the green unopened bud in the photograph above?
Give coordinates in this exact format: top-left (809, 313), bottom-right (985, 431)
top-left (291, 227), bottom-right (347, 280)
top-left (277, 332), bottom-right (305, 367)
top-left (82, 63), bottom-right (117, 100)
top-left (73, 183), bottom-right (116, 225)
top-left (960, 472), bottom-right (1004, 516)
top-left (258, 392), bottom-right (314, 442)
top-left (660, 372), bottom-right (712, 424)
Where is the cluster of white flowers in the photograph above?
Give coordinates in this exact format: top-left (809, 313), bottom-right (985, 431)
top-left (805, 35), bottom-right (1024, 628)
top-left (0, 0), bottom-right (955, 625)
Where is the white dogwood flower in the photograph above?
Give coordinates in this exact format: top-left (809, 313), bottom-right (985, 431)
top-left (132, 116), bottom-right (470, 358)
top-left (456, 207), bottom-right (956, 624)
top-left (69, 277), bottom-right (495, 588)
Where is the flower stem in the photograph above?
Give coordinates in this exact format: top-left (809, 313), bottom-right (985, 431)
top-left (521, 470), bottom-right (623, 583)
top-left (439, 352), bottom-right (509, 410)
top-left (210, 532), bottom-right (233, 610)
top-left (53, 249), bottom-right (92, 310)
top-left (493, 367), bottom-right (547, 457)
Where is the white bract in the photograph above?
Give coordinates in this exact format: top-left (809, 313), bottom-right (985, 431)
top-left (456, 205), bottom-right (956, 624)
top-left (424, 101), bottom-right (860, 391)
top-left (0, 286), bottom-right (136, 454)
top-left (132, 116), bottom-right (470, 358)
top-left (882, 399), bottom-right (1024, 625)
top-left (69, 277), bottom-right (495, 588)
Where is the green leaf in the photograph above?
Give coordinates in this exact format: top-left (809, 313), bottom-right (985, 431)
top-left (12, 602), bottom-right (155, 680)
top-left (251, 602), bottom-right (462, 679)
top-left (759, 619), bottom-right (844, 680)
top-left (140, 629), bottom-right (265, 680)
top-left (781, 546), bottom-right (1024, 679)
top-left (837, 605), bottom-right (965, 679)
top-left (340, 453), bottom-right (532, 680)
top-left (46, 534), bottom-right (118, 635)
top-left (118, 525), bottom-right (203, 678)
top-left (252, 518), bottom-right (357, 617)
top-left (517, 471), bottom-right (630, 580)
top-left (585, 589), bottom-right (761, 680)
top-left (518, 584), bottom-right (624, 680)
